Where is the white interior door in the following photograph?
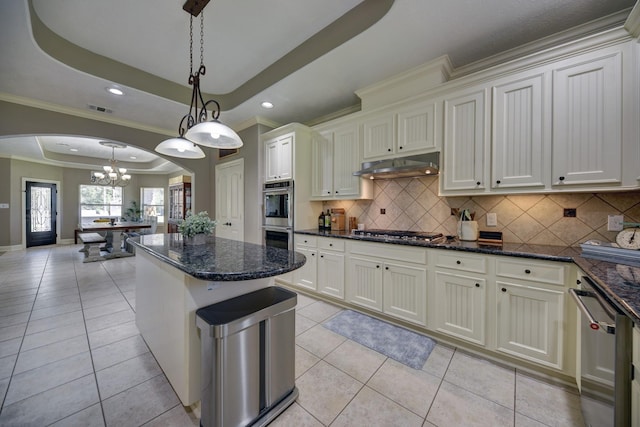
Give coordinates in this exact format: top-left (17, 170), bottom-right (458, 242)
top-left (215, 158), bottom-right (244, 241)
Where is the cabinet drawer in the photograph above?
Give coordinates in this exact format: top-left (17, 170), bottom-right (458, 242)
top-left (350, 241), bottom-right (427, 264)
top-left (435, 252), bottom-right (486, 274)
top-left (495, 258), bottom-right (565, 285)
top-left (318, 237), bottom-right (345, 252)
top-left (296, 235), bottom-right (317, 247)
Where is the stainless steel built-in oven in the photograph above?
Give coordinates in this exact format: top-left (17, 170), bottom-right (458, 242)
top-left (569, 276), bottom-right (632, 427)
top-left (263, 226), bottom-right (293, 251)
top-left (263, 180), bottom-right (293, 228)
top-left (262, 180), bottom-right (294, 250)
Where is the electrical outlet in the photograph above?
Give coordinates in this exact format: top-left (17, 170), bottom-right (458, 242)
top-left (0, 203), bottom-right (8, 209)
top-left (563, 208), bottom-right (576, 217)
top-left (380, 208), bottom-right (385, 215)
top-left (608, 215), bottom-right (624, 231)
top-left (486, 213), bottom-right (497, 227)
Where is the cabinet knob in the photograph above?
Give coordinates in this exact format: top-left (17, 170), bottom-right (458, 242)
top-left (456, 260), bottom-right (461, 265)
top-left (476, 181), bottom-right (481, 186)
top-left (501, 287), bottom-right (507, 292)
top-left (311, 253), bottom-right (315, 256)
top-left (327, 191), bottom-right (331, 194)
top-left (335, 191), bottom-right (339, 194)
top-left (304, 240), bottom-right (308, 243)
top-left (399, 146), bottom-right (403, 150)
top-left (376, 265), bottom-right (380, 268)
top-left (559, 176), bottom-right (565, 181)
top-left (496, 180), bottom-right (501, 184)
top-left (387, 148), bottom-right (392, 152)
top-left (576, 279), bottom-right (581, 285)
top-left (525, 269), bottom-right (531, 274)
top-left (475, 283), bottom-right (480, 288)
top-left (329, 243), bottom-right (333, 247)
top-left (385, 266), bottom-right (389, 270)
top-left (320, 255), bottom-right (324, 258)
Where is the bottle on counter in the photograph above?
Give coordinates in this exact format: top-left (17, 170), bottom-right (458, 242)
top-left (318, 211), bottom-right (325, 230)
top-left (324, 209), bottom-right (331, 230)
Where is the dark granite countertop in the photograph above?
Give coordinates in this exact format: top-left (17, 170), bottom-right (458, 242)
top-left (296, 229), bottom-right (640, 323)
top-left (128, 234), bottom-right (306, 282)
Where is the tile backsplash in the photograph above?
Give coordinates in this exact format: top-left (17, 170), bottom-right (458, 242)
top-left (322, 176), bottom-right (640, 247)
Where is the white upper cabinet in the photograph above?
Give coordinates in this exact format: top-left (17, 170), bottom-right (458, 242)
top-left (442, 88), bottom-right (489, 192)
top-left (491, 73), bottom-right (548, 189)
top-left (362, 99), bottom-right (439, 161)
top-left (552, 48), bottom-right (623, 186)
top-left (311, 123), bottom-right (372, 200)
top-left (264, 134), bottom-right (293, 182)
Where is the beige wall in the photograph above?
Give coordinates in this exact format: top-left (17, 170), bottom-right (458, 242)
top-left (323, 176), bottom-right (640, 247)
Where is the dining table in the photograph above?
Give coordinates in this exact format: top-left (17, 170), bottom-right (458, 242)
top-left (77, 221), bottom-right (152, 250)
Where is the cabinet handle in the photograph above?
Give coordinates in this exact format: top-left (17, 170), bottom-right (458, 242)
top-left (320, 255), bottom-right (324, 258)
top-left (496, 180), bottom-right (501, 184)
top-left (525, 269), bottom-right (531, 274)
top-left (576, 279), bottom-right (581, 285)
top-left (475, 283), bottom-right (480, 288)
top-left (501, 287), bottom-right (507, 292)
top-left (559, 176), bottom-right (565, 181)
top-left (456, 260), bottom-right (461, 265)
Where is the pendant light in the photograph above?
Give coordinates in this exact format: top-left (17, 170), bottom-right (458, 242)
top-left (155, 9), bottom-right (242, 159)
top-left (91, 141), bottom-right (132, 187)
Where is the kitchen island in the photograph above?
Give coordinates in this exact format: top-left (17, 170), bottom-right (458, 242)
top-left (128, 233), bottom-right (306, 406)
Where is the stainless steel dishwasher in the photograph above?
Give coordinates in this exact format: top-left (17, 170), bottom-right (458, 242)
top-left (569, 276), bottom-right (632, 427)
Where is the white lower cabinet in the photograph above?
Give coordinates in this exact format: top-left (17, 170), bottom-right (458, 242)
top-left (495, 281), bottom-right (564, 369)
top-left (347, 256), bottom-right (383, 312)
top-left (293, 236), bottom-right (317, 291)
top-left (433, 271), bottom-right (486, 345)
top-left (317, 250), bottom-right (345, 299)
top-left (382, 261), bottom-right (427, 326)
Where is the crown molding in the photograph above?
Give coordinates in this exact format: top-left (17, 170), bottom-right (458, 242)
top-left (451, 8), bottom-right (633, 79)
top-left (625, 2), bottom-right (640, 37)
top-left (232, 116), bottom-right (281, 133)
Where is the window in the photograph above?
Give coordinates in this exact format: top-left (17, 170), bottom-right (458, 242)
top-left (140, 187), bottom-right (165, 224)
top-left (80, 185), bottom-right (123, 223)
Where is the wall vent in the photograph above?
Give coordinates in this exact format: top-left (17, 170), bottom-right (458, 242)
top-left (88, 104), bottom-right (113, 114)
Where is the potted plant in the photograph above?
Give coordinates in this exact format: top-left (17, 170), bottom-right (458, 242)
top-left (125, 200), bottom-right (142, 222)
top-left (178, 210), bottom-right (217, 244)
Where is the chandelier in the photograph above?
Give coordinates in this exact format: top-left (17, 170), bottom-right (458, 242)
top-left (155, 3), bottom-right (243, 159)
top-left (91, 141), bottom-right (132, 187)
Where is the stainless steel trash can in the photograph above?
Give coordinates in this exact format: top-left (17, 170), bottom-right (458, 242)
top-left (195, 286), bottom-right (298, 427)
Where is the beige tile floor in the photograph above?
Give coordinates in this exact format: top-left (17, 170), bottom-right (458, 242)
top-left (0, 245), bottom-right (585, 426)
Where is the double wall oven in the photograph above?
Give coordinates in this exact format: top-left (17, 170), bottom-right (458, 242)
top-left (569, 276), bottom-right (632, 427)
top-left (262, 180), bottom-right (294, 250)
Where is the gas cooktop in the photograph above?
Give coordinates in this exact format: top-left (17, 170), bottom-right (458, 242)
top-left (352, 229), bottom-right (445, 242)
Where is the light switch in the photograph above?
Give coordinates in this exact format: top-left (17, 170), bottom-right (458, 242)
top-left (0, 203), bottom-right (9, 209)
top-left (486, 212), bottom-right (497, 227)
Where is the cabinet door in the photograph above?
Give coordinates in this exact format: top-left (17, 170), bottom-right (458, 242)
top-left (333, 125), bottom-right (361, 197)
top-left (434, 271), bottom-right (486, 345)
top-left (397, 101), bottom-right (437, 154)
top-left (264, 139), bottom-right (280, 182)
top-left (347, 256), bottom-right (383, 312)
top-left (492, 74), bottom-right (546, 189)
top-left (496, 281), bottom-right (564, 369)
top-left (317, 251), bottom-right (345, 299)
top-left (383, 262), bottom-right (427, 325)
top-left (552, 50), bottom-right (622, 186)
top-left (293, 246), bottom-right (317, 291)
top-left (311, 132), bottom-right (333, 197)
top-left (277, 135), bottom-right (293, 180)
top-left (362, 113), bottom-right (394, 159)
top-left (443, 89), bottom-right (488, 191)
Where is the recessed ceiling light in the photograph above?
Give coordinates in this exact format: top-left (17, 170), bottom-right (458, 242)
top-left (69, 148), bottom-right (78, 152)
top-left (107, 87), bottom-right (124, 96)
top-left (261, 101), bottom-right (274, 109)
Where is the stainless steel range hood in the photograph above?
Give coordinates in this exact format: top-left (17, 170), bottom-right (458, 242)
top-left (353, 152), bottom-right (440, 179)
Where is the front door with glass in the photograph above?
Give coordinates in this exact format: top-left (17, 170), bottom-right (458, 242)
top-left (26, 181), bottom-right (57, 247)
